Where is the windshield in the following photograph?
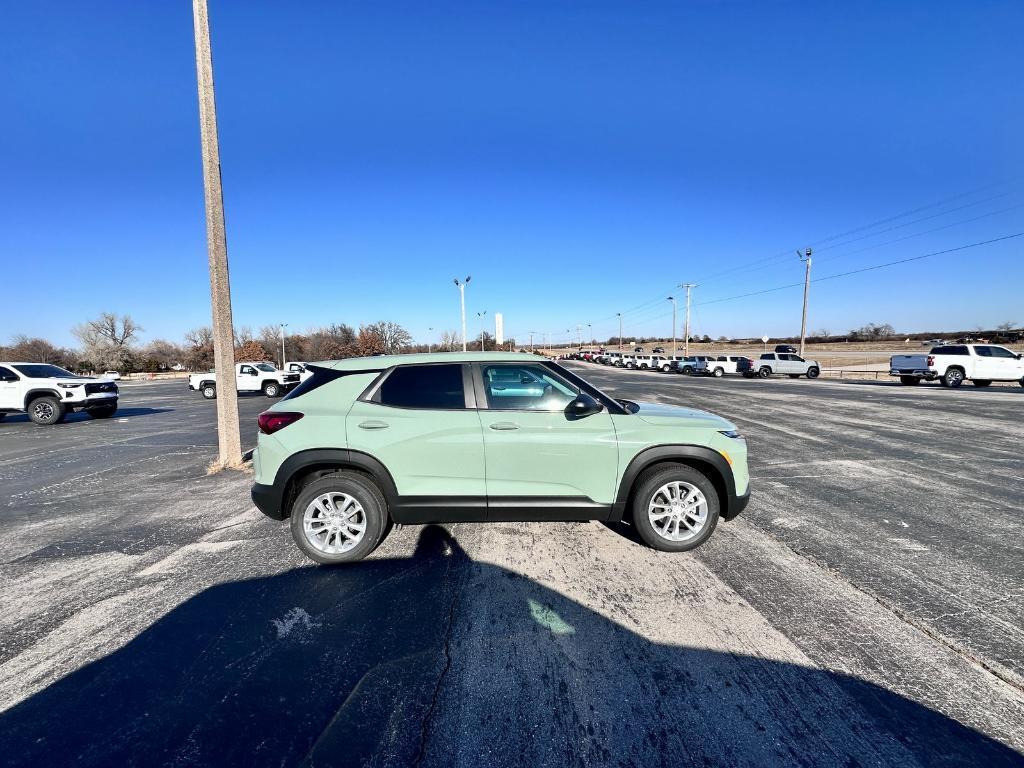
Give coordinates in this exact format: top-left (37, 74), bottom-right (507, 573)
top-left (256, 363), bottom-right (277, 372)
top-left (12, 364), bottom-right (78, 378)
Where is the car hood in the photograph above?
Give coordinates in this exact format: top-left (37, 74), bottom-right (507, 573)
top-left (633, 401), bottom-right (736, 431)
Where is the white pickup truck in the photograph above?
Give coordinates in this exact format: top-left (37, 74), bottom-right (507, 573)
top-left (694, 355), bottom-right (751, 378)
top-left (188, 362), bottom-right (301, 399)
top-left (284, 361), bottom-right (314, 382)
top-left (0, 362), bottom-right (118, 425)
top-left (890, 344), bottom-right (1024, 387)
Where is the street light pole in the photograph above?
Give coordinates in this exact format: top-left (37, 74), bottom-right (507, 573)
top-left (529, 331), bottom-right (535, 352)
top-left (798, 249), bottom-right (813, 357)
top-left (680, 283), bottom-right (696, 356)
top-left (279, 323), bottom-right (288, 368)
top-left (427, 327), bottom-right (433, 354)
top-left (587, 323), bottom-right (593, 346)
top-left (667, 297), bottom-right (677, 355)
top-left (477, 310), bottom-right (487, 351)
top-left (453, 276), bottom-right (471, 352)
top-left (192, 0), bottom-right (241, 468)
top-left (617, 313), bottom-right (623, 351)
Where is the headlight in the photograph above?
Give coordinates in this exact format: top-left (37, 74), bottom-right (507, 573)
top-left (719, 429), bottom-right (743, 439)
top-left (57, 383), bottom-right (82, 389)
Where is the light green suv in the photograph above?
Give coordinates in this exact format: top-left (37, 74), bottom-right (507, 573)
top-left (251, 352), bottom-right (750, 564)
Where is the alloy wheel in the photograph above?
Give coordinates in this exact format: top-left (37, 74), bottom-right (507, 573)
top-left (647, 481), bottom-right (708, 542)
top-left (302, 492), bottom-right (367, 554)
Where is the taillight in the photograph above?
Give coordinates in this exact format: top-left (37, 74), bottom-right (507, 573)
top-left (258, 411), bottom-right (304, 435)
top-left (926, 355), bottom-right (935, 367)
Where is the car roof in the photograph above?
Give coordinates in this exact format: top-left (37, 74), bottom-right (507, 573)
top-left (316, 351), bottom-right (550, 370)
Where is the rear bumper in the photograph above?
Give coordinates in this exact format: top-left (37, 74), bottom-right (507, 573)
top-left (252, 482), bottom-right (286, 520)
top-left (889, 369), bottom-right (935, 377)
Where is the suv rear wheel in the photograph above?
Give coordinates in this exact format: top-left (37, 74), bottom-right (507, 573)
top-left (290, 472), bottom-right (388, 564)
top-left (201, 384), bottom-right (216, 399)
top-left (631, 464), bottom-right (720, 552)
top-left (29, 396), bottom-right (66, 425)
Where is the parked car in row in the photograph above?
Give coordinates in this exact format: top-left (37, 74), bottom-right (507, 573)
top-left (250, 352), bottom-right (750, 564)
top-left (890, 344), bottom-right (1024, 387)
top-left (694, 355), bottom-right (752, 377)
top-left (740, 353), bottom-right (821, 379)
top-left (0, 362), bottom-right (119, 425)
top-left (188, 362), bottom-right (301, 400)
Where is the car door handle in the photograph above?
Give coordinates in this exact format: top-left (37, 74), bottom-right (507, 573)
top-left (358, 420), bottom-right (389, 430)
top-left (489, 422), bottom-right (519, 431)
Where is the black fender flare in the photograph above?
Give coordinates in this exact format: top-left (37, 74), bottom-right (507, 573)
top-left (611, 444), bottom-right (744, 522)
top-left (23, 388), bottom-right (62, 410)
top-left (255, 448), bottom-right (399, 520)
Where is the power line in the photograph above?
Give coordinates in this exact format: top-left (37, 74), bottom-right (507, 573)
top-left (696, 232), bottom-right (1024, 308)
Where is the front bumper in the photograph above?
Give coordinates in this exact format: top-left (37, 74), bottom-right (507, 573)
top-left (724, 486), bottom-right (750, 520)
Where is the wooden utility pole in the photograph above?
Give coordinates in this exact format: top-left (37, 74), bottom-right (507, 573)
top-left (192, 0), bottom-right (241, 467)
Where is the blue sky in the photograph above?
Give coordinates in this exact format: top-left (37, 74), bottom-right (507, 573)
top-left (2, 1), bottom-right (1022, 348)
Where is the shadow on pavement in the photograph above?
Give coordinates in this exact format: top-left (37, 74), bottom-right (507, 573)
top-left (1, 526), bottom-right (1019, 767)
top-left (1, 407), bottom-right (172, 424)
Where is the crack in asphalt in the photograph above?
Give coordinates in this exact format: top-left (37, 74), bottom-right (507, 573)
top-left (412, 526), bottom-right (461, 768)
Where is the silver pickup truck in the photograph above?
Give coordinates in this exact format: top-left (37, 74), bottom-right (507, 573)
top-left (740, 353), bottom-right (821, 379)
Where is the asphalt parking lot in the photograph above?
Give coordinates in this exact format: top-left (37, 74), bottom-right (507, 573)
top-left (1, 372), bottom-right (1022, 767)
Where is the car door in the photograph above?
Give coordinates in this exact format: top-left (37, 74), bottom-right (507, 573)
top-left (346, 363), bottom-right (487, 522)
top-left (236, 364), bottom-right (259, 392)
top-left (474, 362), bottom-right (618, 520)
top-left (979, 345), bottom-right (1023, 380)
top-left (0, 365), bottom-right (21, 409)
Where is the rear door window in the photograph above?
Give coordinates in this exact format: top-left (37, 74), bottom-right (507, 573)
top-left (376, 364), bottom-right (466, 409)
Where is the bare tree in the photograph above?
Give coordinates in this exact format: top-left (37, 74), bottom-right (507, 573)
top-left (72, 313), bottom-right (143, 370)
top-left (2, 335), bottom-right (78, 368)
top-left (363, 321), bottom-right (412, 354)
top-left (184, 326), bottom-right (215, 371)
top-left (996, 320), bottom-right (1016, 332)
top-left (438, 329), bottom-right (460, 352)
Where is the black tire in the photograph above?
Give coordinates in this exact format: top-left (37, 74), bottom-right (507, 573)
top-left (943, 368), bottom-right (965, 388)
top-left (681, 366), bottom-right (693, 376)
top-left (712, 367), bottom-right (724, 378)
top-left (661, 365), bottom-right (671, 373)
top-left (758, 367), bottom-right (771, 378)
top-left (806, 367), bottom-right (820, 379)
top-left (201, 383), bottom-right (217, 399)
top-left (87, 404), bottom-right (118, 419)
top-left (899, 376), bottom-right (920, 386)
top-left (263, 381), bottom-right (282, 398)
top-left (630, 464), bottom-right (720, 553)
top-left (289, 472), bottom-right (388, 565)
top-left (28, 396), bottom-right (66, 425)
top-left (972, 379), bottom-right (992, 388)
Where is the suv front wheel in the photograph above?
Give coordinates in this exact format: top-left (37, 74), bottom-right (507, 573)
top-left (631, 465), bottom-right (720, 552)
top-left (290, 472), bottom-right (388, 564)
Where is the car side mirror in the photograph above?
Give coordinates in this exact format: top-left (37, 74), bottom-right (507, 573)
top-left (565, 392), bottom-right (603, 420)
top-left (1, 374), bottom-right (16, 382)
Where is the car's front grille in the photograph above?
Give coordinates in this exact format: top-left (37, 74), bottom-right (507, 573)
top-left (284, 374), bottom-right (299, 382)
top-left (85, 382), bottom-right (117, 395)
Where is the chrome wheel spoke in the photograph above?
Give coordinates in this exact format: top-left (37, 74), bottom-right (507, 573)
top-left (648, 481), bottom-right (708, 542)
top-left (303, 492), bottom-right (367, 553)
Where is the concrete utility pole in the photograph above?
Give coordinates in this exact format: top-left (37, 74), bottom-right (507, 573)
top-left (680, 283), bottom-right (696, 356)
top-left (279, 323), bottom-right (288, 368)
top-left (192, 0), bottom-right (241, 468)
top-left (453, 276), bottom-right (471, 352)
top-left (798, 249), bottom-right (813, 357)
top-left (667, 296), bottom-right (677, 355)
top-left (617, 313), bottom-right (623, 350)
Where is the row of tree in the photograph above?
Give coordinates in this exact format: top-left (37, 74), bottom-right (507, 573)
top-left (0, 314), bottom-right (492, 373)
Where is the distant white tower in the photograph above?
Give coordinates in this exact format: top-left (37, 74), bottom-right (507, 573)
top-left (494, 313), bottom-right (504, 345)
